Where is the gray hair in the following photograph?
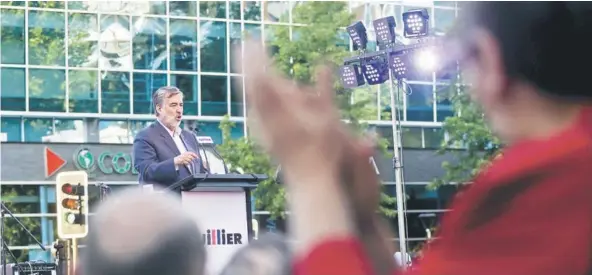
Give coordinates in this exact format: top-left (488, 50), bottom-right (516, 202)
top-left (219, 233), bottom-right (292, 275)
top-left (152, 86), bottom-right (183, 116)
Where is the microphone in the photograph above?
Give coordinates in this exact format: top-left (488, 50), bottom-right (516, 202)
top-left (188, 127), bottom-right (212, 174)
top-left (191, 128), bottom-right (229, 174)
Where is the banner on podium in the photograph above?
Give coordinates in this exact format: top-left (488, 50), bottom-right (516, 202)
top-left (181, 190), bottom-right (249, 275)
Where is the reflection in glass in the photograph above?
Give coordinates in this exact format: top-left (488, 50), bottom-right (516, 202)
top-left (424, 127), bottom-right (444, 148)
top-left (171, 74), bottom-right (199, 115)
top-left (45, 119), bottom-right (85, 143)
top-left (401, 127), bottom-right (423, 148)
top-left (29, 1), bottom-right (64, 8)
top-left (69, 70), bottom-right (99, 113)
top-left (170, 1), bottom-right (197, 17)
top-left (133, 17), bottom-right (167, 70)
top-left (101, 72), bottom-right (131, 114)
top-left (201, 75), bottom-right (228, 116)
top-left (24, 118), bottom-right (53, 142)
top-left (229, 23), bottom-right (242, 74)
top-left (133, 72), bottom-right (167, 114)
top-left (230, 76), bottom-right (244, 117)
top-left (28, 11), bottom-right (66, 66)
top-left (230, 1), bottom-right (261, 21)
top-left (200, 21), bottom-right (227, 72)
top-left (433, 8), bottom-right (456, 34)
top-left (170, 19), bottom-right (198, 71)
top-left (98, 120), bottom-right (131, 143)
top-left (1, 9), bottom-right (25, 64)
top-left (264, 1), bottom-right (289, 22)
top-left (0, 117), bottom-right (21, 142)
top-left (245, 23), bottom-right (262, 43)
top-left (99, 15), bottom-right (132, 70)
top-left (1, 1), bottom-right (25, 6)
top-left (29, 69), bottom-right (66, 112)
top-left (130, 120), bottom-right (151, 138)
top-left (1, 68), bottom-right (26, 111)
top-left (406, 84), bottom-right (434, 122)
top-left (435, 85), bottom-right (454, 122)
top-left (200, 1), bottom-right (227, 19)
top-left (68, 13), bottom-right (99, 67)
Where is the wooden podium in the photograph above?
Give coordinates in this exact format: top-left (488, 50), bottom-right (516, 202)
top-left (166, 173), bottom-right (267, 275)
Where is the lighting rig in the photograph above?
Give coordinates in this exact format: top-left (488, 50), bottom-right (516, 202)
top-left (340, 9), bottom-right (436, 270)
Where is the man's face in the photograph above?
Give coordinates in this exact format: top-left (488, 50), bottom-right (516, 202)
top-left (158, 93), bottom-right (184, 129)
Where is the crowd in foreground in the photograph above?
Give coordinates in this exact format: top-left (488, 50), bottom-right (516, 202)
top-left (78, 2), bottom-right (592, 275)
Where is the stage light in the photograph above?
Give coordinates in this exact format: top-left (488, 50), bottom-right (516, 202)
top-left (340, 65), bottom-right (365, 88)
top-left (373, 16), bottom-right (396, 46)
top-left (402, 9), bottom-right (430, 38)
top-left (389, 53), bottom-right (409, 80)
top-left (361, 59), bottom-right (389, 85)
top-left (347, 21), bottom-right (368, 50)
top-left (414, 48), bottom-right (438, 72)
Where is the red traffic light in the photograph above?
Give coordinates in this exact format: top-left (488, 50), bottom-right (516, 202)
top-left (62, 183), bottom-right (84, 196)
top-left (62, 199), bottom-right (80, 210)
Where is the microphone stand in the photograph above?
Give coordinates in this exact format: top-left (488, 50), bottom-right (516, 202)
top-left (191, 129), bottom-right (229, 174)
top-left (0, 202), bottom-right (47, 275)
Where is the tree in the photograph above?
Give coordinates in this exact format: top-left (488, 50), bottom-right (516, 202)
top-left (431, 81), bottom-right (502, 188)
top-left (217, 1), bottom-right (396, 219)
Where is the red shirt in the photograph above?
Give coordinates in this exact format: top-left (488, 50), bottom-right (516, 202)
top-left (293, 107), bottom-right (592, 275)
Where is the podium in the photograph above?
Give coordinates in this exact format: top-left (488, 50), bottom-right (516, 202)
top-left (166, 173), bottom-right (267, 275)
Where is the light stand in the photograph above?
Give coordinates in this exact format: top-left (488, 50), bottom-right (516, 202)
top-left (0, 202), bottom-right (47, 275)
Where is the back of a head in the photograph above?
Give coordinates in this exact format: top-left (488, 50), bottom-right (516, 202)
top-left (219, 233), bottom-right (291, 275)
top-left (452, 2), bottom-right (592, 100)
top-left (80, 189), bottom-right (206, 275)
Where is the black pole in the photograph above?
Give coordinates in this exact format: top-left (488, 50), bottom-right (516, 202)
top-left (0, 203), bottom-right (46, 251)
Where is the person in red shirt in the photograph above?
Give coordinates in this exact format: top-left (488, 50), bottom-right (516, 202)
top-left (236, 2), bottom-right (592, 275)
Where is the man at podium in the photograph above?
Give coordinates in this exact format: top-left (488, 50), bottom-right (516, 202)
top-left (133, 86), bottom-right (206, 189)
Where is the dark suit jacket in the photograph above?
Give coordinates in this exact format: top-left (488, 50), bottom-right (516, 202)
top-left (133, 121), bottom-right (204, 189)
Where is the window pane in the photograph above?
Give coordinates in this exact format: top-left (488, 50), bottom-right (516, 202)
top-left (52, 119), bottom-right (84, 143)
top-left (401, 127), bottom-right (423, 148)
top-left (133, 72), bottom-right (167, 114)
top-left (201, 75), bottom-right (228, 116)
top-left (101, 72), bottom-right (130, 114)
top-left (245, 23), bottom-right (262, 41)
top-left (436, 85), bottom-right (454, 122)
top-left (68, 13), bottom-right (99, 67)
top-left (170, 19), bottom-right (198, 71)
top-left (200, 121), bottom-right (223, 144)
top-left (1, 1), bottom-right (25, 6)
top-left (424, 127), bottom-right (444, 148)
top-left (130, 120), bottom-right (151, 138)
top-left (99, 15), bottom-right (132, 70)
top-left (0, 117), bottom-right (21, 142)
top-left (171, 74), bottom-right (198, 116)
top-left (146, 1), bottom-right (166, 15)
top-left (99, 120), bottom-right (130, 143)
top-left (264, 1), bottom-right (289, 22)
top-left (133, 17), bottom-right (167, 70)
top-left (200, 1), bottom-right (227, 19)
top-left (434, 8), bottom-right (456, 34)
top-left (28, 11), bottom-right (66, 66)
top-left (29, 1), bottom-right (64, 8)
top-left (379, 84), bottom-right (404, 121)
top-left (1, 9), bottom-right (26, 64)
top-left (406, 84), bottom-right (433, 122)
top-left (68, 70), bottom-right (98, 113)
top-left (1, 68), bottom-right (26, 111)
top-left (230, 76), bottom-right (244, 117)
top-left (434, 1), bottom-right (456, 8)
top-left (229, 23), bottom-right (242, 74)
top-left (170, 1), bottom-right (197, 17)
top-left (29, 69), bottom-right (66, 112)
top-left (200, 21), bottom-right (227, 72)
top-left (23, 118), bottom-right (53, 142)
top-left (230, 1), bottom-right (261, 21)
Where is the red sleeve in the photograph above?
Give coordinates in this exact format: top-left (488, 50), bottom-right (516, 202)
top-left (292, 237), bottom-right (374, 275)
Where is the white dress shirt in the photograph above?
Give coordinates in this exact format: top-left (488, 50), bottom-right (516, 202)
top-left (157, 120), bottom-right (192, 173)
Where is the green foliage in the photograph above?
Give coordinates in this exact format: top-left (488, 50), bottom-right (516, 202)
top-left (1, 188), bottom-right (42, 262)
top-left (430, 82), bottom-right (502, 190)
top-left (217, 1), bottom-right (396, 219)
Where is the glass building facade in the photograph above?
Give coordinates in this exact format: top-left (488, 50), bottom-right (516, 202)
top-left (0, 0), bottom-right (460, 260)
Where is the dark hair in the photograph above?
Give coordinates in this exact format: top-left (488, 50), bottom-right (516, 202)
top-left (80, 218), bottom-right (206, 275)
top-left (454, 2), bottom-right (592, 99)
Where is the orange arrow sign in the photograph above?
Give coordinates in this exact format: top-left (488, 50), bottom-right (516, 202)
top-left (45, 147), bottom-right (67, 178)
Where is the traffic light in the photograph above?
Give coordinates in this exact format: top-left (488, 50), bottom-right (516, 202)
top-left (56, 171), bottom-right (89, 239)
